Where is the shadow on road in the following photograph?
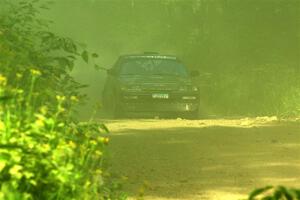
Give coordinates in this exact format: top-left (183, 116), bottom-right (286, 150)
top-left (107, 121), bottom-right (300, 200)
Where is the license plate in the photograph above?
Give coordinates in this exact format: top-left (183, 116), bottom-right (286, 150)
top-left (152, 93), bottom-right (169, 99)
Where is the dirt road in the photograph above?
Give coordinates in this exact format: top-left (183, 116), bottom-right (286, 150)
top-left (105, 118), bottom-right (300, 200)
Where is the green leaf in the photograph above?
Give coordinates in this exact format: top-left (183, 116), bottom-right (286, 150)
top-left (92, 53), bottom-right (99, 58)
top-left (0, 161), bottom-right (6, 172)
top-left (0, 152), bottom-right (11, 162)
top-left (56, 57), bottom-right (73, 71)
top-left (261, 196), bottom-right (274, 200)
top-left (248, 186), bottom-right (273, 200)
top-left (277, 186), bottom-right (293, 200)
top-left (94, 64), bottom-right (107, 71)
top-left (99, 124), bottom-right (109, 134)
top-left (0, 95), bottom-right (14, 102)
top-left (81, 50), bottom-right (89, 63)
top-left (63, 38), bottom-right (77, 54)
top-left (294, 190), bottom-right (300, 199)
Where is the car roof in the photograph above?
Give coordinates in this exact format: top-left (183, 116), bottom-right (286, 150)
top-left (119, 53), bottom-right (178, 60)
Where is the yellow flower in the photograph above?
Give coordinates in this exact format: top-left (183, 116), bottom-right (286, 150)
top-left (9, 137), bottom-right (17, 143)
top-left (30, 180), bottom-right (37, 186)
top-left (24, 171), bottom-right (34, 179)
top-left (0, 74), bottom-right (7, 86)
top-left (39, 106), bottom-right (48, 115)
top-left (66, 163), bottom-right (74, 170)
top-left (95, 150), bottom-right (102, 156)
top-left (9, 165), bottom-right (23, 179)
top-left (41, 144), bottom-right (51, 153)
top-left (0, 121), bottom-right (5, 131)
top-left (30, 69), bottom-right (41, 76)
top-left (17, 89), bottom-right (24, 94)
top-left (56, 95), bottom-right (66, 101)
top-left (16, 73), bottom-right (23, 79)
top-left (90, 140), bottom-right (97, 145)
top-left (34, 118), bottom-right (44, 128)
top-left (70, 95), bottom-right (79, 102)
top-left (28, 142), bottom-right (34, 149)
top-left (57, 122), bottom-right (65, 127)
top-left (68, 141), bottom-right (76, 149)
top-left (84, 181), bottom-right (91, 189)
top-left (100, 137), bottom-right (109, 145)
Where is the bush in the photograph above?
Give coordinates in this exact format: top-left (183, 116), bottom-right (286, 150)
top-left (0, 72), bottom-right (126, 199)
top-left (197, 64), bottom-right (300, 117)
top-left (0, 0), bottom-right (89, 106)
top-left (0, 0), bottom-right (126, 199)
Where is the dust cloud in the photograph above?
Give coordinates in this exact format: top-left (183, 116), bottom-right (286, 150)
top-left (44, 0), bottom-right (300, 119)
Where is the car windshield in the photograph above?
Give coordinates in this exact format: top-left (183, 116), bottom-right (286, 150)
top-left (119, 58), bottom-right (188, 77)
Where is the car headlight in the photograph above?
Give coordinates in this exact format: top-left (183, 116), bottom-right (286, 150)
top-left (179, 85), bottom-right (198, 92)
top-left (191, 86), bottom-right (198, 91)
top-left (179, 86), bottom-right (188, 91)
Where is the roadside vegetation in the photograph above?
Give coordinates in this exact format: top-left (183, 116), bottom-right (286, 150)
top-left (247, 186), bottom-right (300, 200)
top-left (0, 0), bottom-right (125, 199)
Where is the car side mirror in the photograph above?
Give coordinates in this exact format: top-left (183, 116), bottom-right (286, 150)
top-left (190, 70), bottom-right (200, 77)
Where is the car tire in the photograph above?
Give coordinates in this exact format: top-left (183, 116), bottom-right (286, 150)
top-left (182, 109), bottom-right (199, 120)
top-left (109, 94), bottom-right (124, 119)
top-left (190, 110), bottom-right (199, 120)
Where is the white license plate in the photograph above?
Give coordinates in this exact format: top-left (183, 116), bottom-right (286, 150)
top-left (152, 93), bottom-right (169, 99)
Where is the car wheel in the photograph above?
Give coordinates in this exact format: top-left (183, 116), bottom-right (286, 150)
top-left (182, 110), bottom-right (199, 120)
top-left (110, 94), bottom-right (124, 119)
top-left (190, 110), bottom-right (199, 120)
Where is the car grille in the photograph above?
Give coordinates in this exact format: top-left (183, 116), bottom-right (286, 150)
top-left (140, 83), bottom-right (177, 91)
top-left (122, 93), bottom-right (197, 102)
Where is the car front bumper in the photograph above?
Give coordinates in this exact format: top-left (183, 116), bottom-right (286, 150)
top-left (122, 102), bottom-right (198, 113)
top-left (118, 91), bottom-right (199, 113)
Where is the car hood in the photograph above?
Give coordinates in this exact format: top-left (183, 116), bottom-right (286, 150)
top-left (119, 75), bottom-right (192, 91)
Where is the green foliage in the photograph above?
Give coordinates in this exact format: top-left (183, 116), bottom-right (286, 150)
top-left (0, 72), bottom-right (121, 199)
top-left (0, 0), bottom-right (89, 107)
top-left (198, 64), bottom-right (300, 117)
top-left (247, 186), bottom-right (300, 200)
top-left (0, 0), bottom-right (126, 199)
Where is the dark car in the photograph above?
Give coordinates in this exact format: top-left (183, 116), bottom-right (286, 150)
top-left (102, 53), bottom-right (200, 118)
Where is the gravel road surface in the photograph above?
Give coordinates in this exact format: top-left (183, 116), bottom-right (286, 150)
top-left (105, 118), bottom-right (300, 200)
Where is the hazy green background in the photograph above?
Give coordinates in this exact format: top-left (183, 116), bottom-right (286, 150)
top-left (45, 0), bottom-right (300, 118)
